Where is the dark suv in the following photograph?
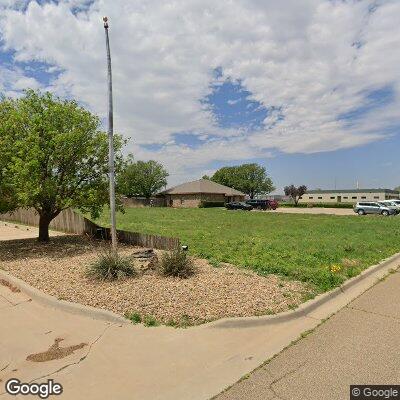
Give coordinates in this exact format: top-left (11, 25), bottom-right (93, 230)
top-left (225, 202), bottom-right (253, 211)
top-left (246, 199), bottom-right (278, 210)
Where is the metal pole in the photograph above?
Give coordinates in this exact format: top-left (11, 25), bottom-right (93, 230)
top-left (103, 16), bottom-right (117, 250)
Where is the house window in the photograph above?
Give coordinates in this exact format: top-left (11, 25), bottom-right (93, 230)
top-left (374, 196), bottom-right (379, 199)
top-left (343, 196), bottom-right (348, 199)
top-left (318, 197), bottom-right (322, 199)
top-left (180, 198), bottom-right (184, 204)
top-left (308, 196), bottom-right (313, 199)
top-left (352, 196), bottom-right (357, 199)
top-left (361, 196), bottom-right (366, 199)
top-left (330, 196), bottom-right (335, 199)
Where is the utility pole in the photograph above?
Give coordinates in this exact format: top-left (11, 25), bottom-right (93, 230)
top-left (103, 16), bottom-right (117, 250)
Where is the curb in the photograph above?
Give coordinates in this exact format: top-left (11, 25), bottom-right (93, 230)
top-left (206, 251), bottom-right (400, 328)
top-left (0, 269), bottom-right (128, 325)
top-left (1, 252), bottom-right (400, 329)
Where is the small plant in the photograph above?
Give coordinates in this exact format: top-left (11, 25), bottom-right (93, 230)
top-left (125, 312), bottom-right (142, 324)
top-left (179, 314), bottom-right (192, 328)
top-left (87, 249), bottom-right (136, 281)
top-left (327, 264), bottom-right (343, 287)
top-left (166, 319), bottom-right (179, 328)
top-left (159, 249), bottom-right (195, 278)
top-left (143, 315), bottom-right (159, 327)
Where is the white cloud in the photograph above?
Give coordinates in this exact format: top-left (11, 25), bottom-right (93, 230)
top-left (0, 0), bottom-right (399, 184)
top-left (227, 99), bottom-right (240, 105)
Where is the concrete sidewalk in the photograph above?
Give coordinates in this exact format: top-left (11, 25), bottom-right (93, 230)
top-left (0, 222), bottom-right (64, 241)
top-left (217, 271), bottom-right (400, 400)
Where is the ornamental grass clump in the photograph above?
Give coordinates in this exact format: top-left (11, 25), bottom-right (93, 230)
top-left (87, 249), bottom-right (136, 281)
top-left (159, 249), bottom-right (195, 278)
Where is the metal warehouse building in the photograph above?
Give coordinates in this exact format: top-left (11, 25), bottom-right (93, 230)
top-left (299, 189), bottom-right (400, 204)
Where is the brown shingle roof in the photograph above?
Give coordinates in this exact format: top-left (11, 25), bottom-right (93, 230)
top-left (160, 179), bottom-right (245, 196)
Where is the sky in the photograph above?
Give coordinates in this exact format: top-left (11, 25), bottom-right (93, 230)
top-left (0, 0), bottom-right (399, 192)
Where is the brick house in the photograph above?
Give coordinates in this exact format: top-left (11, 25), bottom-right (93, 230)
top-left (158, 179), bottom-right (246, 208)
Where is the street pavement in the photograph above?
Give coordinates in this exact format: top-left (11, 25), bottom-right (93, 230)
top-left (217, 271), bottom-right (400, 400)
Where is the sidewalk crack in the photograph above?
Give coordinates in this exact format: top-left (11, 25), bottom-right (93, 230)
top-left (30, 323), bottom-right (112, 383)
top-left (347, 306), bottom-right (400, 322)
top-left (269, 361), bottom-right (308, 400)
top-left (15, 322), bottom-right (112, 389)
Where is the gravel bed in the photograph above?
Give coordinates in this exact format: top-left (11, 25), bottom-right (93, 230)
top-left (0, 236), bottom-right (312, 326)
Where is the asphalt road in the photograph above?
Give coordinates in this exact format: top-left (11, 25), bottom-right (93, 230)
top-left (216, 271), bottom-right (400, 400)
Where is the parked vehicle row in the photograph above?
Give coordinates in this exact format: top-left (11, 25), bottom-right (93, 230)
top-left (225, 199), bottom-right (278, 211)
top-left (353, 201), bottom-right (400, 216)
top-left (226, 199), bottom-right (400, 216)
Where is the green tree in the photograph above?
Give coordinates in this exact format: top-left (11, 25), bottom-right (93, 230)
top-left (284, 184), bottom-right (307, 206)
top-left (211, 163), bottom-right (274, 198)
top-left (394, 186), bottom-right (400, 193)
top-left (0, 90), bottom-right (125, 242)
top-left (118, 157), bottom-right (168, 199)
top-left (0, 98), bottom-right (18, 213)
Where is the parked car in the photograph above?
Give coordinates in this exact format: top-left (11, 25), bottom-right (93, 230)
top-left (245, 199), bottom-right (279, 210)
top-left (353, 202), bottom-right (397, 216)
top-left (378, 201), bottom-right (400, 214)
top-left (379, 200), bottom-right (400, 213)
top-left (225, 202), bottom-right (253, 211)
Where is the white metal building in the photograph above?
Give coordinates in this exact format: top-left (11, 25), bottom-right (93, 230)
top-left (299, 189), bottom-right (400, 204)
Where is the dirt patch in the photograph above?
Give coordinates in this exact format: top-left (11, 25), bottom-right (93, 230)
top-left (0, 278), bottom-right (21, 293)
top-left (0, 236), bottom-right (313, 326)
top-left (26, 338), bottom-right (87, 362)
top-left (341, 258), bottom-right (360, 268)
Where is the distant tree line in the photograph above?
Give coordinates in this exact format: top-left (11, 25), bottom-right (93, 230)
top-left (204, 163), bottom-right (275, 199)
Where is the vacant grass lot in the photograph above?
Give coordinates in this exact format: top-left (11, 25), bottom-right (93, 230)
top-left (93, 208), bottom-right (400, 292)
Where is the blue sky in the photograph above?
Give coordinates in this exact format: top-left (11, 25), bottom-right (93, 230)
top-left (0, 0), bottom-right (399, 191)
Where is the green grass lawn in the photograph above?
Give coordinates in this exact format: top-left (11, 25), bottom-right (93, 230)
top-left (93, 208), bottom-right (400, 292)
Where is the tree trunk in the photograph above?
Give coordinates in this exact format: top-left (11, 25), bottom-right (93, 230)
top-left (38, 213), bottom-right (52, 242)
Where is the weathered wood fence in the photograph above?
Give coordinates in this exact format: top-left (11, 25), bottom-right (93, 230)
top-left (0, 208), bottom-right (180, 250)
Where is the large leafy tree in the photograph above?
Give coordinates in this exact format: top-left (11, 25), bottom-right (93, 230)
top-left (0, 90), bottom-right (125, 242)
top-left (211, 163), bottom-right (274, 199)
top-left (284, 184), bottom-right (307, 206)
top-left (118, 156), bottom-right (168, 198)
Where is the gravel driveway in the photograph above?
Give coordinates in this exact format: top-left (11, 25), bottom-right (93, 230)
top-left (271, 207), bottom-right (355, 216)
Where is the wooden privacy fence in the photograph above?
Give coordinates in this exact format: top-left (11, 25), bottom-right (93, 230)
top-left (0, 208), bottom-right (180, 250)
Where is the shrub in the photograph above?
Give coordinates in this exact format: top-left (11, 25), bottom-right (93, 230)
top-left (125, 312), bottom-right (142, 324)
top-left (87, 249), bottom-right (136, 281)
top-left (143, 315), bottom-right (159, 327)
top-left (199, 201), bottom-right (225, 208)
top-left (159, 249), bottom-right (195, 278)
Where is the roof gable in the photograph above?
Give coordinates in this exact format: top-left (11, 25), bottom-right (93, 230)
top-left (160, 179), bottom-right (245, 196)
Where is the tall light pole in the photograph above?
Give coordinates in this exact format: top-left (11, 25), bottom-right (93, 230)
top-left (103, 16), bottom-right (117, 250)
